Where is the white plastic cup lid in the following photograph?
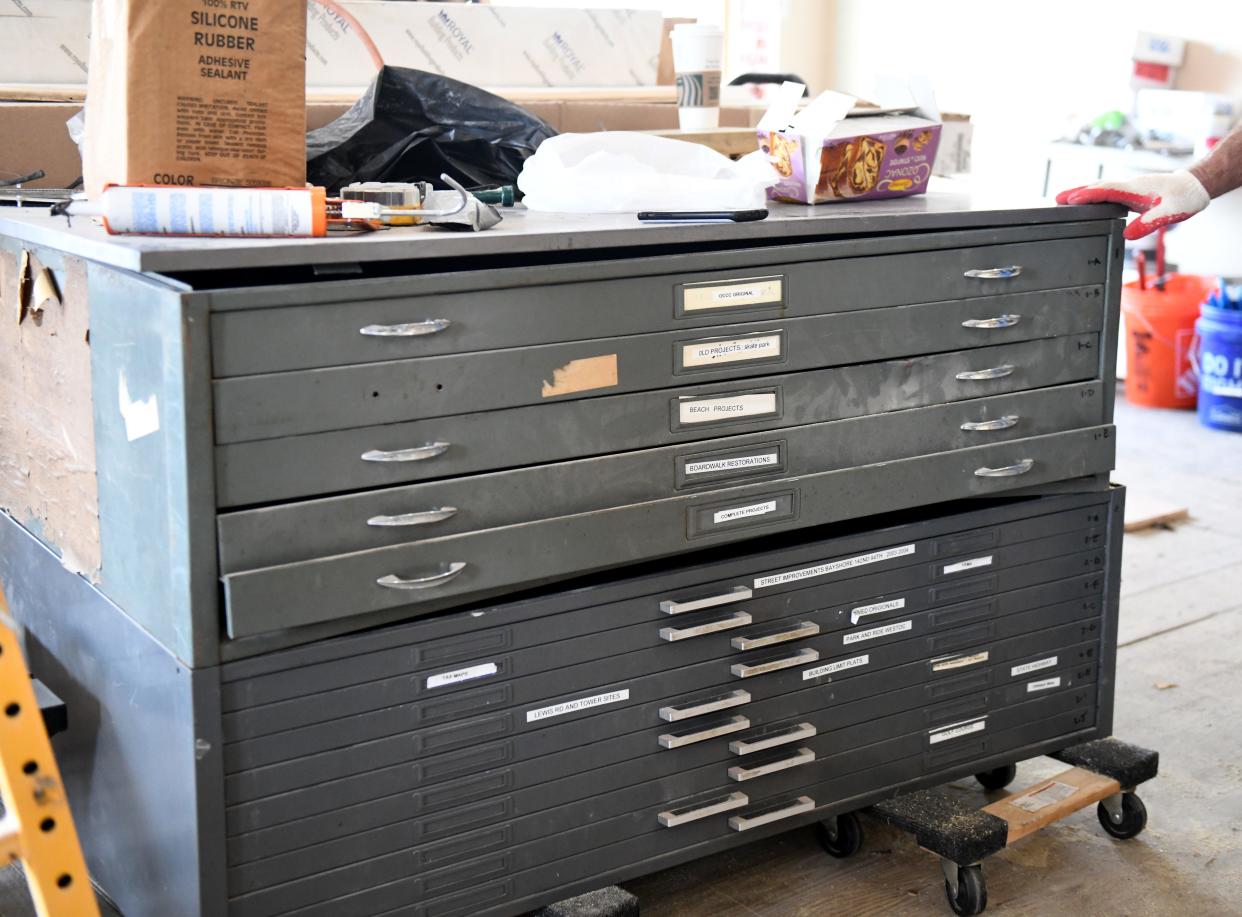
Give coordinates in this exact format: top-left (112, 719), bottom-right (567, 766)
top-left (671, 22), bottom-right (723, 38)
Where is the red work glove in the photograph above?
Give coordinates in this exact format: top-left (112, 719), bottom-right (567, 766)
top-left (1056, 170), bottom-right (1210, 240)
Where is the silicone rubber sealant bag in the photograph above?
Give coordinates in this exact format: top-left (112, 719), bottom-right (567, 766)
top-left (307, 66), bottom-right (556, 192)
top-left (518, 132), bottom-right (779, 213)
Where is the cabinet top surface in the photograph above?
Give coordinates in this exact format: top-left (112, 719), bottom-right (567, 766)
top-left (0, 191), bottom-right (1121, 275)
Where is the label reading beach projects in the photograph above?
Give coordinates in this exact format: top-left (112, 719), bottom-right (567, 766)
top-left (681, 333), bottom-right (782, 369)
top-left (526, 689), bottom-right (630, 723)
top-left (682, 276), bottom-right (783, 313)
top-left (678, 392), bottom-right (778, 425)
top-left (755, 544), bottom-right (916, 589)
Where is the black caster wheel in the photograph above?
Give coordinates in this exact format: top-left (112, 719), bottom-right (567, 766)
top-left (816, 811), bottom-right (864, 858)
top-left (1097, 793), bottom-right (1147, 840)
top-left (974, 763), bottom-right (1017, 791)
top-left (944, 864), bottom-right (987, 916)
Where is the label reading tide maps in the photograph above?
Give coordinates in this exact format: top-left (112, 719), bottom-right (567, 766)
top-left (755, 544), bottom-right (915, 590)
top-left (425, 662), bottom-right (498, 689)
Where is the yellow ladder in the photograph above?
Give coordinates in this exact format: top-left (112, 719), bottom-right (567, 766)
top-left (0, 586), bottom-right (99, 917)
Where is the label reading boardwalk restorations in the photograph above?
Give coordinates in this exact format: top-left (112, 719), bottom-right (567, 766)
top-left (713, 500), bottom-right (778, 525)
top-left (526, 689), bottom-right (630, 723)
top-left (678, 392), bottom-right (778, 425)
top-left (425, 662), bottom-right (498, 689)
top-left (843, 620), bottom-right (913, 645)
top-left (929, 718), bottom-right (987, 745)
top-left (682, 277), bottom-right (783, 312)
top-left (681, 333), bottom-right (782, 369)
top-left (851, 597), bottom-right (906, 625)
top-left (1027, 676), bottom-right (1062, 693)
top-left (684, 452), bottom-right (780, 476)
top-left (1011, 656), bottom-right (1058, 677)
top-left (943, 555), bottom-right (994, 575)
top-left (755, 544), bottom-right (916, 590)
top-left (802, 654), bottom-right (869, 680)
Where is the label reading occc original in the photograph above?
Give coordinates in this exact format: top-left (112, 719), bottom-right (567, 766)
top-left (681, 276), bottom-right (784, 313)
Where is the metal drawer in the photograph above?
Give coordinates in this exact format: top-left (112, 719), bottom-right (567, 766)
top-left (221, 426), bottom-right (1115, 637)
top-left (210, 233), bottom-right (1110, 377)
top-left (213, 287), bottom-right (1103, 443)
top-left (217, 381), bottom-right (1106, 571)
top-left (214, 333), bottom-right (1102, 506)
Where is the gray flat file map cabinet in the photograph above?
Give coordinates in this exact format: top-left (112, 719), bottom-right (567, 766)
top-left (0, 195), bottom-right (1126, 917)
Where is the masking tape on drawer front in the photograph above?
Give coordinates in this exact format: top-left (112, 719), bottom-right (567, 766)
top-left (540, 354), bottom-right (619, 398)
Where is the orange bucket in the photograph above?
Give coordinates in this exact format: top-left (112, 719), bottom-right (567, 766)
top-left (1121, 274), bottom-right (1213, 409)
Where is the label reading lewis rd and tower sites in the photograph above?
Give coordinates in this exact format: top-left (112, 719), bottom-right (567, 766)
top-left (425, 662), bottom-right (498, 689)
top-left (851, 597), bottom-right (906, 625)
top-left (929, 718), bottom-right (987, 745)
top-left (682, 277), bottom-right (783, 312)
top-left (526, 689), bottom-right (630, 723)
top-left (684, 452), bottom-right (780, 476)
top-left (802, 654), bottom-right (869, 680)
top-left (943, 555), bottom-right (994, 575)
top-left (1027, 676), bottom-right (1062, 693)
top-left (754, 544), bottom-right (916, 589)
top-left (713, 500), bottom-right (778, 525)
top-left (844, 620), bottom-right (913, 645)
top-left (682, 334), bottom-right (782, 368)
top-left (1011, 656), bottom-right (1058, 677)
top-left (679, 392), bottom-right (777, 425)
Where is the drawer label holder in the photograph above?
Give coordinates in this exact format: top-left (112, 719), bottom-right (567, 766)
top-left (526, 689), bottom-right (630, 723)
top-left (685, 451), bottom-right (780, 476)
top-left (679, 332), bottom-right (784, 371)
top-left (677, 391), bottom-right (779, 426)
top-left (929, 717), bottom-right (987, 745)
top-left (426, 662), bottom-right (498, 689)
top-left (679, 275), bottom-right (784, 314)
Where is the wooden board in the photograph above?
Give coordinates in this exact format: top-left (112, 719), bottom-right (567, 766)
top-left (983, 766), bottom-right (1120, 845)
top-left (1124, 494), bottom-right (1190, 532)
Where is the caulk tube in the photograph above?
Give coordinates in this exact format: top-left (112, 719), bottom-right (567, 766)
top-left (69, 186), bottom-right (327, 237)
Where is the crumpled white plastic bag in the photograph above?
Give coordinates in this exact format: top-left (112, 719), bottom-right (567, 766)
top-left (518, 132), bottom-right (779, 213)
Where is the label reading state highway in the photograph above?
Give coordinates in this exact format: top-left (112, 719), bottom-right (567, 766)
top-left (943, 555), bottom-right (994, 575)
top-left (1011, 656), bottom-right (1058, 677)
top-left (802, 654), bottom-right (869, 680)
top-left (843, 619), bottom-right (913, 645)
top-left (526, 689), bottom-right (630, 723)
top-left (679, 392), bottom-right (778, 425)
top-left (425, 662), bottom-right (498, 689)
top-left (713, 500), bottom-right (778, 525)
top-left (851, 597), bottom-right (906, 624)
top-left (684, 452), bottom-right (780, 476)
top-left (682, 276), bottom-right (783, 312)
top-left (929, 718), bottom-right (987, 745)
top-left (932, 650), bottom-right (990, 672)
top-left (755, 544), bottom-right (916, 590)
top-left (682, 333), bottom-right (782, 368)
top-left (1027, 676), bottom-right (1062, 693)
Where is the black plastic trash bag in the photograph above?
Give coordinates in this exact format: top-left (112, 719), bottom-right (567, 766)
top-left (307, 66), bottom-right (556, 192)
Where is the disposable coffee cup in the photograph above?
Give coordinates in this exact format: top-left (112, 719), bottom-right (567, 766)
top-left (670, 22), bottom-right (723, 130)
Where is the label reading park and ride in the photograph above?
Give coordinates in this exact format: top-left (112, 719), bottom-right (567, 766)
top-left (802, 654), bottom-right (869, 681)
top-left (682, 276), bottom-right (784, 313)
top-left (843, 620), bottom-right (913, 645)
top-left (1011, 656), bottom-right (1058, 677)
top-left (943, 555), bottom-right (994, 575)
top-left (1027, 676), bottom-right (1062, 693)
top-left (851, 597), bottom-right (906, 625)
top-left (425, 662), bottom-right (498, 689)
top-left (931, 650), bottom-right (990, 672)
top-left (679, 392), bottom-right (778, 425)
top-left (526, 689), bottom-right (630, 723)
top-left (929, 718), bottom-right (987, 745)
top-left (681, 334), bottom-right (783, 369)
top-left (754, 544), bottom-right (916, 590)
top-left (713, 500), bottom-right (778, 525)
top-left (684, 452), bottom-right (780, 476)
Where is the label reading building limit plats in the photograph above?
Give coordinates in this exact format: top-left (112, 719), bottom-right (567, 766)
top-left (802, 654), bottom-right (869, 681)
top-left (526, 689), bottom-right (630, 723)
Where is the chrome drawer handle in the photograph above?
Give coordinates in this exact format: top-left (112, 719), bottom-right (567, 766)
top-left (660, 585), bottom-right (752, 616)
top-left (660, 611), bottom-right (752, 643)
top-left (376, 562), bottom-right (466, 590)
top-left (728, 747), bottom-right (816, 782)
top-left (730, 722), bottom-right (817, 755)
top-left (360, 442), bottom-right (450, 463)
top-left (729, 796), bottom-right (815, 832)
top-left (961, 314), bottom-right (1021, 329)
top-left (659, 690), bottom-right (751, 723)
top-left (658, 714), bottom-right (750, 749)
top-left (730, 621), bottom-right (820, 651)
top-left (359, 319), bottom-right (451, 337)
top-left (367, 507), bottom-right (457, 527)
top-left (961, 415), bottom-right (1019, 432)
top-left (658, 791), bottom-right (748, 828)
top-left (730, 647), bottom-right (818, 679)
top-left (963, 266), bottom-right (1022, 279)
top-left (975, 458), bottom-right (1034, 478)
top-left (956, 364), bottom-right (1015, 381)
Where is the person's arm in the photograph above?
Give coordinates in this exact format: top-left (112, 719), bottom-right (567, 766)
top-left (1055, 124), bottom-right (1242, 240)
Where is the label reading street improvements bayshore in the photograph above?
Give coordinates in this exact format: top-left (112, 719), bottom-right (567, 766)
top-left (755, 544), bottom-right (916, 590)
top-left (526, 689), bottom-right (630, 723)
top-left (682, 277), bottom-right (783, 312)
top-left (803, 654), bottom-right (869, 680)
top-left (425, 662), bottom-right (498, 689)
top-left (681, 333), bottom-right (782, 368)
top-left (678, 392), bottom-right (777, 425)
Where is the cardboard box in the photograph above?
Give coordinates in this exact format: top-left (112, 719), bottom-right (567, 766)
top-left (83, 0), bottom-right (307, 194)
top-left (0, 101), bottom-right (82, 187)
top-left (1131, 31), bottom-right (1186, 91)
top-left (933, 112), bottom-right (972, 176)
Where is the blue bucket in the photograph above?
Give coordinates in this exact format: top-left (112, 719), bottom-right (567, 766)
top-left (1196, 304), bottom-right (1242, 432)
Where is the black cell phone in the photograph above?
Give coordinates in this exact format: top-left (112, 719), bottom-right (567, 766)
top-left (637, 209), bottom-right (769, 223)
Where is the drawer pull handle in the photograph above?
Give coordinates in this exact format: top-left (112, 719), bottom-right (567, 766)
top-left (658, 791), bottom-right (748, 828)
top-left (658, 714), bottom-right (751, 749)
top-left (376, 562), bottom-right (466, 590)
top-left (956, 364), bottom-right (1015, 381)
top-left (367, 507), bottom-right (458, 527)
top-left (659, 690), bottom-right (752, 723)
top-left (360, 442), bottom-right (450, 463)
top-left (960, 415), bottom-right (1019, 432)
top-left (728, 747), bottom-right (816, 782)
top-left (660, 611), bottom-right (752, 642)
top-left (730, 721), bottom-right (817, 755)
top-left (660, 585), bottom-right (752, 616)
top-left (963, 265), bottom-right (1022, 279)
top-left (975, 458), bottom-right (1034, 478)
top-left (961, 314), bottom-right (1021, 329)
top-left (729, 796), bottom-right (815, 832)
top-left (730, 647), bottom-right (818, 679)
top-left (359, 319), bottom-right (451, 337)
top-left (731, 621), bottom-right (820, 651)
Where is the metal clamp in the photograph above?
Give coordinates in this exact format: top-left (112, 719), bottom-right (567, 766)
top-left (658, 792), bottom-right (748, 828)
top-left (730, 621), bottom-right (820, 651)
top-left (728, 796), bottom-right (815, 832)
top-left (728, 747), bottom-right (816, 782)
top-left (659, 611), bottom-right (752, 643)
top-left (960, 415), bottom-right (1019, 432)
top-left (359, 319), bottom-right (451, 337)
top-left (974, 458), bottom-right (1034, 478)
top-left (659, 690), bottom-right (751, 723)
top-left (730, 722), bottom-right (817, 756)
top-left (955, 364), bottom-right (1015, 381)
top-left (963, 266), bottom-right (1022, 279)
top-left (961, 314), bottom-right (1021, 329)
top-left (360, 442), bottom-right (450, 463)
top-left (658, 714), bottom-right (750, 749)
top-left (730, 647), bottom-right (818, 679)
top-left (376, 562), bottom-right (466, 590)
top-left (367, 507), bottom-right (457, 527)
top-left (660, 585), bottom-right (752, 616)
